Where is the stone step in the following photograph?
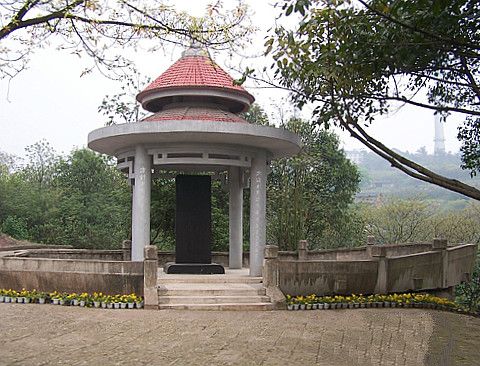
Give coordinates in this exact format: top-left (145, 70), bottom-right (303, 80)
top-left (158, 295), bottom-right (271, 305)
top-left (157, 283), bottom-right (266, 297)
top-left (158, 275), bottom-right (263, 284)
top-left (158, 302), bottom-right (275, 311)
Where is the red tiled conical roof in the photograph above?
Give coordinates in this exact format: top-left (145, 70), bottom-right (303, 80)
top-left (143, 55), bottom-right (247, 93)
top-left (136, 45), bottom-right (254, 114)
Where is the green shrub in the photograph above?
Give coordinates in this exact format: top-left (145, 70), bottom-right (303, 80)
top-left (1, 216), bottom-right (30, 240)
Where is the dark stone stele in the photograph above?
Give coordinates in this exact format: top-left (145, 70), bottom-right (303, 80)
top-left (169, 175), bottom-right (225, 274)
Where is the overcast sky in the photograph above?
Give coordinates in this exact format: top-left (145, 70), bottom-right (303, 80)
top-left (0, 0), bottom-right (463, 159)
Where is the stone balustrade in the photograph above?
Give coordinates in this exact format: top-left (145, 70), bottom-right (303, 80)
top-left (274, 238), bottom-right (477, 298)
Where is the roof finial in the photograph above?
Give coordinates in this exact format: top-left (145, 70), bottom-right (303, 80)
top-left (182, 39), bottom-right (209, 57)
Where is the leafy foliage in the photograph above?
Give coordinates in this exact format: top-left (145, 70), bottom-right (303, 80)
top-left (458, 116), bottom-right (480, 176)
top-left (0, 144), bottom-right (130, 248)
top-left (360, 198), bottom-right (480, 245)
top-left (361, 198), bottom-right (433, 244)
top-left (1, 216), bottom-right (29, 240)
top-left (267, 118), bottom-right (361, 250)
top-left (456, 252), bottom-right (480, 313)
top-left (240, 103), bottom-right (272, 126)
top-left (51, 149), bottom-right (131, 248)
top-left (267, 0), bottom-right (480, 199)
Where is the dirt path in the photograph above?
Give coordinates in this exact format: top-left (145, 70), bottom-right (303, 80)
top-left (0, 304), bottom-right (478, 365)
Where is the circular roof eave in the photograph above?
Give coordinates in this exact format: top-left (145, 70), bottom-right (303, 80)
top-left (136, 86), bottom-right (255, 113)
top-left (88, 121), bottom-right (302, 159)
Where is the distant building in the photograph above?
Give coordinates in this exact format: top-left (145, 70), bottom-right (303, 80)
top-left (354, 192), bottom-right (384, 206)
top-left (346, 149), bottom-right (364, 165)
top-left (434, 114), bottom-right (446, 155)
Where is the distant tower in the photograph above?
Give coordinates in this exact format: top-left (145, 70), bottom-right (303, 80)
top-left (434, 114), bottom-right (446, 155)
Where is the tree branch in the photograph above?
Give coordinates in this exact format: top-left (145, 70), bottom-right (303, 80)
top-left (356, 0), bottom-right (480, 51)
top-left (361, 94), bottom-right (480, 116)
top-left (12, 0), bottom-right (41, 22)
top-left (460, 56), bottom-right (480, 101)
top-left (336, 110), bottom-right (480, 200)
top-left (0, 0), bottom-right (85, 40)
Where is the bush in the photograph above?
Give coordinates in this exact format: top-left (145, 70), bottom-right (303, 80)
top-left (1, 216), bottom-right (30, 240)
top-left (456, 252), bottom-right (480, 313)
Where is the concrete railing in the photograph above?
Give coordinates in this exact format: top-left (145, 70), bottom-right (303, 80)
top-left (0, 244), bottom-right (73, 252)
top-left (274, 239), bottom-right (478, 297)
top-left (0, 256), bottom-right (144, 295)
top-left (10, 249), bottom-right (125, 261)
top-left (0, 242), bottom-right (163, 306)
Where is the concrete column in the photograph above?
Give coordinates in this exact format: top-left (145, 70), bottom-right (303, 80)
top-left (249, 151), bottom-right (267, 277)
top-left (229, 167), bottom-right (243, 269)
top-left (143, 245), bottom-right (158, 310)
top-left (131, 145), bottom-right (151, 261)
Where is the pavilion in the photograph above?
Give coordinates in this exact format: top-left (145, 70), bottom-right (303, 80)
top-left (88, 45), bottom-right (301, 276)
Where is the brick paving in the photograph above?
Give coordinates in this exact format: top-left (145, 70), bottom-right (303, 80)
top-left (0, 304), bottom-right (479, 365)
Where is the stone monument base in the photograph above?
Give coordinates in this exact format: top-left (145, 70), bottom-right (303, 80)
top-left (164, 262), bottom-right (225, 275)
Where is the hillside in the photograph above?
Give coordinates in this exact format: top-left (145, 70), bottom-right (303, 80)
top-left (348, 150), bottom-right (480, 208)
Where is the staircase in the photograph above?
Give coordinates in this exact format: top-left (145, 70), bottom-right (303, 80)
top-left (157, 270), bottom-right (274, 310)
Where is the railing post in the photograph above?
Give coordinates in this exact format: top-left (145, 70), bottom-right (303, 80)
top-left (371, 246), bottom-right (388, 294)
top-left (122, 240), bottom-right (132, 261)
top-left (263, 245), bottom-right (286, 309)
top-left (143, 245), bottom-right (158, 310)
top-left (263, 245), bottom-right (279, 287)
top-left (432, 238), bottom-right (448, 289)
top-left (365, 236), bottom-right (376, 257)
top-left (298, 240), bottom-right (308, 260)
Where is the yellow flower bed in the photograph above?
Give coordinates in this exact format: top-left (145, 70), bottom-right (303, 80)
top-left (0, 288), bottom-right (143, 308)
top-left (286, 292), bottom-right (458, 310)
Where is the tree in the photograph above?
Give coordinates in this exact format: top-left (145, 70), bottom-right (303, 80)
top-left (52, 148), bottom-right (131, 248)
top-left (0, 142), bottom-right (61, 241)
top-left (0, 0), bottom-right (251, 79)
top-left (0, 146), bottom-right (133, 247)
top-left (240, 103), bottom-right (272, 126)
top-left (0, 150), bottom-right (19, 172)
top-left (267, 117), bottom-right (362, 250)
top-left (21, 139), bottom-right (57, 189)
top-left (361, 198), bottom-right (433, 244)
top-left (264, 0), bottom-right (480, 199)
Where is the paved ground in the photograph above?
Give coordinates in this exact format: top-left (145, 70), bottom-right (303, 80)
top-left (0, 304), bottom-right (479, 366)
